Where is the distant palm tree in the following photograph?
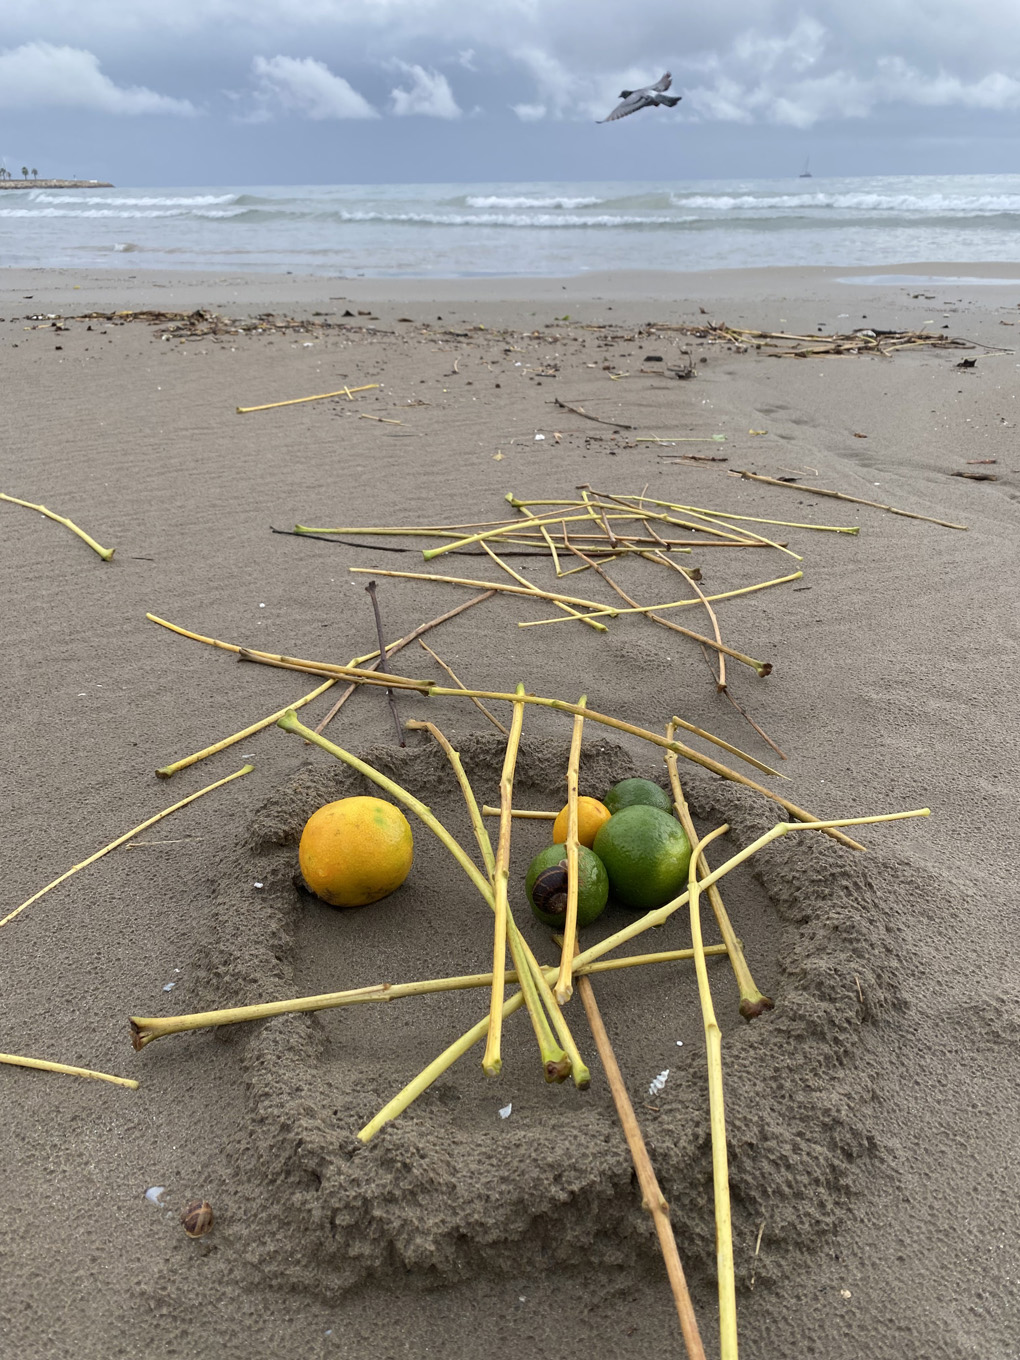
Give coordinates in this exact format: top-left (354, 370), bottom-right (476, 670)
top-left (20, 166), bottom-right (28, 179)
top-left (31, 168), bottom-right (37, 179)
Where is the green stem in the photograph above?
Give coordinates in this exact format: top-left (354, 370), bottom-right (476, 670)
top-left (130, 945), bottom-right (730, 1048)
top-left (281, 707), bottom-right (569, 1080)
top-left (687, 827), bottom-right (738, 1359)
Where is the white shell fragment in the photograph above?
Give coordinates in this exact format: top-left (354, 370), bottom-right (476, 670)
top-left (648, 1069), bottom-right (670, 1096)
top-left (162, 982), bottom-right (176, 992)
top-left (144, 1186), bottom-right (166, 1205)
top-left (498, 1103), bottom-right (513, 1119)
top-left (534, 432), bottom-right (545, 441)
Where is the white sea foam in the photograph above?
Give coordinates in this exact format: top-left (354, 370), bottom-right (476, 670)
top-left (465, 194), bottom-right (603, 209)
top-left (28, 192), bottom-right (237, 207)
top-left (675, 190), bottom-right (1020, 214)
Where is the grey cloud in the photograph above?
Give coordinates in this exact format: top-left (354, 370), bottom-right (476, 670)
top-left (388, 62), bottom-right (461, 117)
top-left (0, 40), bottom-right (196, 114)
top-left (2, 1), bottom-right (1020, 134)
top-left (249, 54), bottom-right (379, 119)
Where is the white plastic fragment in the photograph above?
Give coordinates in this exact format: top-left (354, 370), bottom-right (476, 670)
top-left (676, 1040), bottom-right (684, 1047)
top-left (144, 1186), bottom-right (166, 1205)
top-left (254, 882), bottom-right (264, 889)
top-left (534, 433), bottom-right (545, 441)
top-left (498, 1103), bottom-right (513, 1119)
top-left (648, 1069), bottom-right (670, 1096)
top-left (162, 982), bottom-right (175, 992)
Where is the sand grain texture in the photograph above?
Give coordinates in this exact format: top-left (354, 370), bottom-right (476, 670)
top-left (1, 264), bottom-right (1017, 1359)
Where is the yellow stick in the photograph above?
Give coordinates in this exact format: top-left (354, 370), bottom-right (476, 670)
top-left (129, 945), bottom-right (731, 1048)
top-left (484, 684), bottom-right (526, 1077)
top-left (556, 697), bottom-right (586, 1003)
top-left (349, 565), bottom-right (621, 616)
top-left (280, 709), bottom-right (572, 1082)
top-left (420, 509), bottom-right (648, 560)
top-left (236, 383), bottom-right (379, 413)
top-left (0, 491), bottom-right (114, 560)
top-left (686, 826), bottom-right (739, 1358)
top-left (665, 726), bottom-right (772, 1019)
top-left (354, 809), bottom-right (926, 1142)
top-left (518, 571), bottom-right (804, 626)
top-left (0, 1052), bottom-right (138, 1089)
top-left (0, 765), bottom-right (253, 929)
top-left (568, 809), bottom-right (930, 978)
top-left (482, 806), bottom-right (557, 820)
top-left (155, 682), bottom-right (335, 778)
top-left (481, 541), bottom-right (607, 633)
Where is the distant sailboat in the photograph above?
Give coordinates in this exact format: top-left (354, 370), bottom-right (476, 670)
top-left (799, 158), bottom-right (813, 178)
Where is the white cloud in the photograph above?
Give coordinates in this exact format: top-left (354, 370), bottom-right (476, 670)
top-left (250, 54), bottom-right (378, 119)
top-left (0, 41), bottom-right (195, 114)
top-left (682, 32), bottom-right (1020, 129)
top-left (512, 102), bottom-right (546, 122)
top-left (389, 61), bottom-right (461, 117)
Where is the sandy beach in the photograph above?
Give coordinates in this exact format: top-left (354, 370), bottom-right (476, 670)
top-left (1, 261), bottom-right (1017, 1359)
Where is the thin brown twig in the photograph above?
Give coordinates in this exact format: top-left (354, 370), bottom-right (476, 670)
top-left (647, 549), bottom-right (726, 691)
top-left (576, 968), bottom-right (707, 1360)
top-left (562, 539), bottom-right (772, 679)
top-left (313, 591), bottom-right (495, 735)
top-left (418, 639), bottom-right (509, 734)
top-left (720, 685), bottom-right (788, 761)
top-left (553, 396), bottom-right (633, 429)
top-left (365, 580), bottom-right (405, 746)
top-left (730, 469), bottom-right (968, 531)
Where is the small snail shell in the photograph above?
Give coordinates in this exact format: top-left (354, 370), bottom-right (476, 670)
top-left (531, 860), bottom-right (569, 916)
top-left (181, 1200), bottom-right (214, 1238)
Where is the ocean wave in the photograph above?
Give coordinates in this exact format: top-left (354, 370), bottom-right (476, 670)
top-left (0, 206), bottom-right (248, 220)
top-left (464, 195), bottom-right (603, 209)
top-left (213, 207), bottom-right (696, 229)
top-left (28, 192), bottom-right (238, 208)
top-left (674, 190), bottom-right (1020, 214)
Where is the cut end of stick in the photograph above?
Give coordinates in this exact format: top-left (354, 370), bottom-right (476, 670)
top-left (545, 1056), bottom-right (573, 1084)
top-left (738, 994), bottom-right (775, 1021)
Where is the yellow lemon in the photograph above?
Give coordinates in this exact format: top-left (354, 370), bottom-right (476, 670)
top-left (551, 796), bottom-right (613, 848)
top-left (298, 797), bottom-right (413, 907)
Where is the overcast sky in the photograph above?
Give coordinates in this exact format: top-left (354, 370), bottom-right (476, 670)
top-left (1, 2), bottom-right (1019, 185)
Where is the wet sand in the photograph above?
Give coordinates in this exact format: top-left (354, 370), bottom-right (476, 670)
top-left (0, 263), bottom-right (1017, 1359)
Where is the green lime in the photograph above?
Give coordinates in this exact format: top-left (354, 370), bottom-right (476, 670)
top-left (592, 805), bottom-right (692, 910)
top-left (602, 777), bottom-right (674, 816)
top-left (525, 843), bottom-right (609, 929)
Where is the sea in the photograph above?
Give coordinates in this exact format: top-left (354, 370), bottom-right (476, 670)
top-left (2, 174), bottom-right (1020, 278)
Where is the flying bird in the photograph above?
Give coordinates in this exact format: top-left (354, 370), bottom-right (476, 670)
top-left (597, 72), bottom-right (681, 124)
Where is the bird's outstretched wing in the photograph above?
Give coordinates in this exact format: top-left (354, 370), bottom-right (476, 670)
top-left (597, 73), bottom-right (678, 122)
top-left (598, 91), bottom-right (650, 123)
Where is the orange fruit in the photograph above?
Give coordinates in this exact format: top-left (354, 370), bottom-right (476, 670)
top-left (298, 796), bottom-right (413, 907)
top-left (551, 796), bottom-right (612, 848)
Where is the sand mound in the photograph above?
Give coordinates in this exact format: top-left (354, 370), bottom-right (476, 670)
top-left (174, 735), bottom-right (949, 1301)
